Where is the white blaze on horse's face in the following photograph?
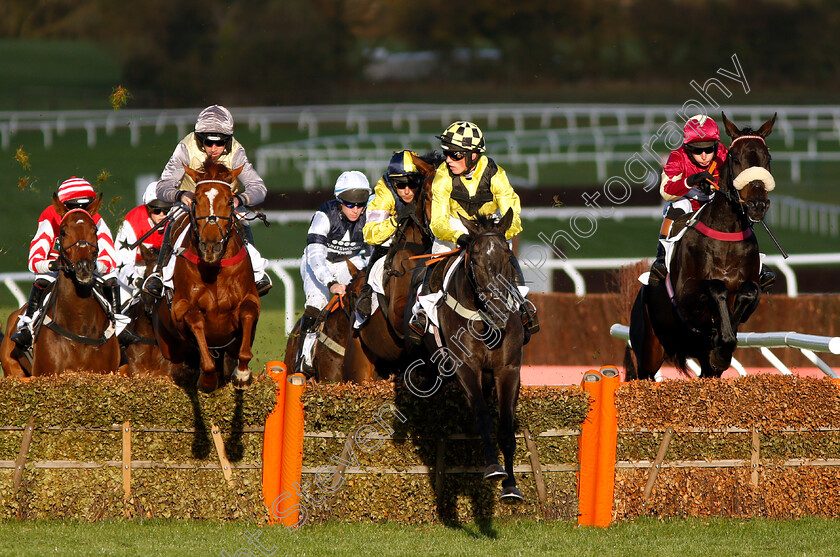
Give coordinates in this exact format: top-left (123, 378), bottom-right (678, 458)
top-left (205, 188), bottom-right (218, 217)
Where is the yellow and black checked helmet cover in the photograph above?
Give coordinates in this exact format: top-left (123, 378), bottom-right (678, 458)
top-left (437, 121), bottom-right (486, 152)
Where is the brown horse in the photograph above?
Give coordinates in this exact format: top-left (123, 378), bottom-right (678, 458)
top-left (122, 245), bottom-right (181, 378)
top-left (422, 209), bottom-right (526, 501)
top-left (151, 159), bottom-right (259, 392)
top-left (0, 194), bottom-right (122, 376)
top-left (283, 286), bottom-right (371, 383)
top-left (352, 152), bottom-right (438, 370)
top-left (628, 113), bottom-right (777, 379)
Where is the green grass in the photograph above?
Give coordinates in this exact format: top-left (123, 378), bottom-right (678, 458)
top-left (0, 517), bottom-right (839, 556)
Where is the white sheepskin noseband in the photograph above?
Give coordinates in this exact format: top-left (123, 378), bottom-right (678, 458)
top-left (733, 166), bottom-right (775, 192)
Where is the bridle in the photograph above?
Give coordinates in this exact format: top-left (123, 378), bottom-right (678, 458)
top-left (188, 179), bottom-right (236, 257)
top-left (464, 230), bottom-right (515, 302)
top-left (717, 135), bottom-right (771, 217)
top-left (55, 209), bottom-right (98, 275)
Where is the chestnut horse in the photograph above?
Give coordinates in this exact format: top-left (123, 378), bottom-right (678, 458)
top-left (628, 113), bottom-right (777, 379)
top-left (151, 159), bottom-right (259, 392)
top-left (0, 194), bottom-right (122, 376)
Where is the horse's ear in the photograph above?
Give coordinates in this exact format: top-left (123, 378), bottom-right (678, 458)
top-left (53, 193), bottom-right (67, 217)
top-left (231, 164), bottom-right (244, 179)
top-left (459, 214), bottom-right (480, 237)
top-left (757, 113), bottom-right (777, 139)
top-left (410, 153), bottom-right (434, 177)
top-left (86, 192), bottom-right (103, 216)
top-left (498, 208), bottom-right (514, 233)
top-left (721, 112), bottom-right (740, 140)
top-left (183, 164), bottom-right (200, 183)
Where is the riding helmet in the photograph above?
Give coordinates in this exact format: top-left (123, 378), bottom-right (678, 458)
top-left (57, 177), bottom-right (96, 208)
top-left (683, 114), bottom-right (721, 148)
top-left (334, 171), bottom-right (372, 204)
top-left (437, 121), bottom-right (486, 153)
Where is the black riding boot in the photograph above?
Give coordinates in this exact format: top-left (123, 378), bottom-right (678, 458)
top-left (406, 264), bottom-right (432, 349)
top-left (143, 223), bottom-right (173, 299)
top-left (356, 283), bottom-right (374, 321)
top-left (355, 245), bottom-right (388, 322)
top-left (509, 257), bottom-right (539, 344)
top-left (10, 280), bottom-right (48, 349)
top-left (296, 306), bottom-right (320, 376)
top-left (759, 266), bottom-right (776, 293)
top-left (649, 242), bottom-right (667, 287)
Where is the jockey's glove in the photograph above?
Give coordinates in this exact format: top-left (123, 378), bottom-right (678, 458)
top-left (685, 170), bottom-right (715, 187)
top-left (397, 203), bottom-right (416, 221)
top-left (176, 191), bottom-right (195, 204)
top-left (456, 234), bottom-right (473, 249)
top-left (96, 261), bottom-right (109, 274)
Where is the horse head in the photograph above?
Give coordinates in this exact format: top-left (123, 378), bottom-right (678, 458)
top-left (409, 151), bottom-right (442, 229)
top-left (459, 208), bottom-right (517, 330)
top-left (721, 112), bottom-right (777, 223)
top-left (183, 158), bottom-right (243, 264)
top-left (52, 193), bottom-right (102, 286)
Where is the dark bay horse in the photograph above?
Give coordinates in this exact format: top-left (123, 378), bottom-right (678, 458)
top-left (122, 245), bottom-right (181, 378)
top-left (352, 152), bottom-right (439, 369)
top-left (0, 194), bottom-right (122, 376)
top-left (282, 283), bottom-right (370, 383)
top-left (628, 113), bottom-right (777, 379)
top-left (428, 209), bottom-right (526, 501)
top-left (151, 159), bottom-right (259, 392)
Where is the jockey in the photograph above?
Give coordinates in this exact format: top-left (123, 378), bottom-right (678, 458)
top-left (10, 177), bottom-right (124, 349)
top-left (649, 114), bottom-right (775, 291)
top-left (296, 171), bottom-right (372, 374)
top-left (406, 121), bottom-right (538, 346)
top-left (114, 182), bottom-right (172, 298)
top-left (355, 150), bottom-right (424, 323)
top-left (144, 105), bottom-right (272, 298)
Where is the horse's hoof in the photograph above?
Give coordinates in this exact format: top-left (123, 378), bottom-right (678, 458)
top-left (197, 372), bottom-right (218, 393)
top-left (499, 486), bottom-right (524, 502)
top-left (232, 368), bottom-right (253, 390)
top-left (483, 464), bottom-right (507, 481)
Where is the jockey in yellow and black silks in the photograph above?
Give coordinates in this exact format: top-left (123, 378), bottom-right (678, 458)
top-left (406, 121), bottom-right (538, 347)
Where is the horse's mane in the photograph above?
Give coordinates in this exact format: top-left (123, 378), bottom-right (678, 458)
top-left (471, 213), bottom-right (506, 233)
top-left (738, 127), bottom-right (759, 136)
top-left (200, 157), bottom-right (231, 176)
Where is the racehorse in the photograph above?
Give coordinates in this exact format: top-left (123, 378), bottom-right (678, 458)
top-left (628, 113), bottom-right (777, 379)
top-left (429, 209), bottom-right (526, 501)
top-left (283, 285), bottom-right (370, 382)
top-left (0, 194), bottom-right (122, 376)
top-left (352, 152), bottom-right (439, 367)
top-left (122, 245), bottom-right (181, 378)
top-left (151, 158), bottom-right (259, 392)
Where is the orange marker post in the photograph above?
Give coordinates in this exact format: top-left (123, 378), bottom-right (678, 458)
top-left (593, 365), bottom-right (620, 528)
top-left (577, 369), bottom-right (603, 527)
top-left (278, 373), bottom-right (307, 529)
top-left (262, 361), bottom-right (287, 523)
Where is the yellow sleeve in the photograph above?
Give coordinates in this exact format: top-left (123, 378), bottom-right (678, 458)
top-left (490, 165), bottom-right (523, 240)
top-left (363, 178), bottom-right (398, 245)
top-left (429, 165), bottom-right (462, 244)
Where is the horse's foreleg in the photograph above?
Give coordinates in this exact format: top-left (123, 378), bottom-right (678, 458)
top-left (731, 282), bottom-right (761, 329)
top-left (455, 368), bottom-right (503, 480)
top-left (495, 367), bottom-right (524, 500)
top-left (183, 309), bottom-right (217, 392)
top-left (231, 300), bottom-right (259, 390)
top-left (704, 280), bottom-right (735, 376)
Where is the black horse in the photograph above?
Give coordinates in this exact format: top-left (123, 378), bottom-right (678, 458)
top-left (421, 209), bottom-right (526, 501)
top-left (628, 113), bottom-right (777, 379)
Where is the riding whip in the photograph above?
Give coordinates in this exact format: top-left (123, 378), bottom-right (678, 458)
top-left (127, 206), bottom-right (186, 250)
top-left (760, 220), bottom-right (789, 259)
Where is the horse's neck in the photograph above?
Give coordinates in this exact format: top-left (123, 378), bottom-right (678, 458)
top-left (701, 187), bottom-right (750, 233)
top-left (51, 275), bottom-right (103, 324)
